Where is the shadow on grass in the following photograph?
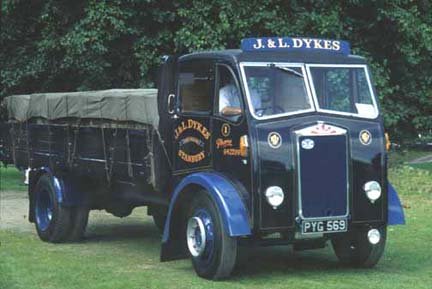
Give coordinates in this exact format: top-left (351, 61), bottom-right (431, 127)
top-left (58, 215), bottom-right (412, 280)
top-left (85, 222), bottom-right (162, 243)
top-left (232, 245), bottom-right (343, 278)
top-left (80, 220), bottom-right (368, 278)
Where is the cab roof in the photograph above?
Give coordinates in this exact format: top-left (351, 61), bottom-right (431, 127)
top-left (179, 49), bottom-right (367, 65)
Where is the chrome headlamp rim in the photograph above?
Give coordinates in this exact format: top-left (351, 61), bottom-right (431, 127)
top-left (265, 186), bottom-right (284, 208)
top-left (367, 228), bottom-right (381, 245)
top-left (363, 181), bottom-right (381, 203)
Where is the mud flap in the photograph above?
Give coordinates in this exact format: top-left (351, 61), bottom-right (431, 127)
top-left (388, 183), bottom-right (405, 225)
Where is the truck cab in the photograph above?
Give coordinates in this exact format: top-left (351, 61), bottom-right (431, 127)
top-left (159, 37), bottom-right (404, 278)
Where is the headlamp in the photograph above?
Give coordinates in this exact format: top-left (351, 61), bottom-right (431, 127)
top-left (363, 181), bottom-right (381, 203)
top-left (265, 186), bottom-right (284, 209)
top-left (367, 229), bottom-right (381, 245)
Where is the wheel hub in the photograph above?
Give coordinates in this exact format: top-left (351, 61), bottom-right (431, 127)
top-left (186, 209), bottom-right (215, 259)
top-left (187, 217), bottom-right (207, 257)
top-left (35, 189), bottom-right (53, 231)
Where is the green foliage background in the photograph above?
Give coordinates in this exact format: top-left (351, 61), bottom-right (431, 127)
top-left (1, 0), bottom-right (431, 139)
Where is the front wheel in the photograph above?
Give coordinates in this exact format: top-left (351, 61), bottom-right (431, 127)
top-left (332, 226), bottom-right (386, 268)
top-left (186, 193), bottom-right (238, 280)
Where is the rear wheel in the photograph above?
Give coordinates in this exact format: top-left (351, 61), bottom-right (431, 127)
top-left (34, 174), bottom-right (71, 243)
top-left (332, 226), bottom-right (386, 268)
top-left (68, 207), bottom-right (90, 241)
top-left (186, 192), bottom-right (237, 280)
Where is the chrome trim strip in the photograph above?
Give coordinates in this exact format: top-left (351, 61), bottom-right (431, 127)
top-left (167, 94), bottom-right (175, 114)
top-left (78, 157), bottom-right (107, 163)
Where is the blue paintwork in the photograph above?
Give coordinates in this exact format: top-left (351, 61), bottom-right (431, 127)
top-left (37, 167), bottom-right (64, 204)
top-left (388, 183), bottom-right (405, 225)
top-left (35, 187), bottom-right (53, 231)
top-left (162, 172), bottom-right (251, 243)
top-left (194, 208), bottom-right (215, 264)
top-left (241, 37), bottom-right (351, 55)
top-left (33, 167), bottom-right (87, 207)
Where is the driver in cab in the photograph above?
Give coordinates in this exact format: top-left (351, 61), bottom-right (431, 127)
top-left (219, 75), bottom-right (261, 116)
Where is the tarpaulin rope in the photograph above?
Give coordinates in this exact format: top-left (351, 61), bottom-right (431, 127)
top-left (124, 97), bottom-right (133, 178)
top-left (100, 98), bottom-right (111, 184)
top-left (154, 128), bottom-right (173, 170)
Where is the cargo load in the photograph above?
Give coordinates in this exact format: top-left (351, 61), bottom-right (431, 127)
top-left (6, 89), bottom-right (159, 127)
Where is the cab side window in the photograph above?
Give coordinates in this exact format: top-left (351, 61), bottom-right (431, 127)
top-left (179, 61), bottom-right (213, 114)
top-left (216, 65), bottom-right (242, 119)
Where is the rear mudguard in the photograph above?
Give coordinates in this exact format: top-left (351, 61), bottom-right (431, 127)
top-left (388, 182), bottom-right (405, 225)
top-left (28, 167), bottom-right (88, 222)
top-left (161, 172), bottom-right (251, 261)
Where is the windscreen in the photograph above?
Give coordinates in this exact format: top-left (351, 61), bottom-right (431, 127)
top-left (243, 65), bottom-right (312, 118)
top-left (309, 66), bottom-right (377, 118)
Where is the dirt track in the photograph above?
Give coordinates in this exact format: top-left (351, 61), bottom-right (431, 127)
top-left (0, 190), bottom-right (33, 233)
top-left (409, 154), bottom-right (432, 164)
top-left (0, 189), bottom-right (152, 238)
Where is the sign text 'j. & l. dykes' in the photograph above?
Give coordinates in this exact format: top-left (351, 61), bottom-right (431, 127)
top-left (241, 37), bottom-right (351, 55)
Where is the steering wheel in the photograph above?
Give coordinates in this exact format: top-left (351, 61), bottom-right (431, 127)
top-left (255, 105), bottom-right (284, 117)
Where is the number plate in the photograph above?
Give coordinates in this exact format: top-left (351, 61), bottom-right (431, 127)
top-left (302, 219), bottom-right (348, 234)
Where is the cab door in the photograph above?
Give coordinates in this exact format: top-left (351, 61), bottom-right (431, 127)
top-left (173, 59), bottom-right (214, 173)
top-left (211, 63), bottom-right (252, 197)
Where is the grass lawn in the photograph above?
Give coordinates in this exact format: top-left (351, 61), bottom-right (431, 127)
top-left (409, 162), bottom-right (432, 172)
top-left (387, 149), bottom-right (431, 167)
top-left (0, 152), bottom-right (431, 289)
top-left (0, 165), bottom-right (25, 191)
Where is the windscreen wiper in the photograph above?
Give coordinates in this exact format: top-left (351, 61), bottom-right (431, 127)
top-left (269, 63), bottom-right (304, 78)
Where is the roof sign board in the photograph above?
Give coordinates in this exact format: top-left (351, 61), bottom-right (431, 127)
top-left (241, 37), bottom-right (351, 55)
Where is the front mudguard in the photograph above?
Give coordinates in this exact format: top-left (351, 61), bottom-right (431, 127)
top-left (161, 172), bottom-right (252, 261)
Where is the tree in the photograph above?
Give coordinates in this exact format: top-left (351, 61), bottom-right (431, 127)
top-left (1, 0), bottom-right (431, 139)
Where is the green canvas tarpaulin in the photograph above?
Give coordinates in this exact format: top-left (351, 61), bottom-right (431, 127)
top-left (6, 89), bottom-right (159, 127)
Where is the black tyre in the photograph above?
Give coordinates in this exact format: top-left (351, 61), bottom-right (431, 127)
top-left (186, 192), bottom-right (237, 280)
top-left (34, 174), bottom-right (72, 243)
top-left (152, 214), bottom-right (167, 233)
top-left (332, 226), bottom-right (387, 268)
top-left (68, 207), bottom-right (90, 241)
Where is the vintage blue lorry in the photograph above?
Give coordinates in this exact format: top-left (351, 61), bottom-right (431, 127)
top-left (0, 37), bottom-right (405, 279)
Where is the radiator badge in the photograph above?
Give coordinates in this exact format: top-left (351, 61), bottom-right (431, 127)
top-left (359, 130), bottom-right (372, 145)
top-left (268, 132), bottom-right (282, 149)
top-left (301, 138), bottom-right (315, 150)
